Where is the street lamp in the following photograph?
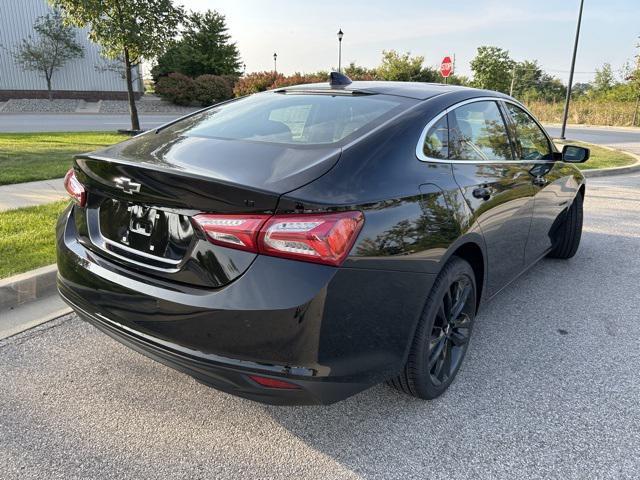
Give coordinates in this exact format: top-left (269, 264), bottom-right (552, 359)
top-left (273, 52), bottom-right (277, 73)
top-left (560, 0), bottom-right (585, 140)
top-left (337, 29), bottom-right (344, 72)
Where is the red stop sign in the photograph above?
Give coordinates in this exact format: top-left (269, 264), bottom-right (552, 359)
top-left (440, 56), bottom-right (453, 78)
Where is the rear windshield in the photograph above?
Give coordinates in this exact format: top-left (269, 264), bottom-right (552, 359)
top-left (178, 92), bottom-right (408, 146)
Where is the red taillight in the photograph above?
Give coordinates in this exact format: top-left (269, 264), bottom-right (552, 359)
top-left (192, 211), bottom-right (364, 266)
top-left (64, 168), bottom-right (86, 207)
top-left (248, 375), bottom-right (300, 390)
top-left (192, 214), bottom-right (269, 253)
top-left (259, 212), bottom-right (364, 266)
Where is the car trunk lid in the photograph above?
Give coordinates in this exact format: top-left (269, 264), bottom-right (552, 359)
top-left (72, 132), bottom-right (341, 288)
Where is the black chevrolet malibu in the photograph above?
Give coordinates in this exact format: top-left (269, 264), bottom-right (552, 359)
top-left (57, 73), bottom-right (588, 405)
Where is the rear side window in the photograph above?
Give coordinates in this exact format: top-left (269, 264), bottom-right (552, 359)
top-left (183, 93), bottom-right (406, 146)
top-left (422, 116), bottom-right (448, 159)
top-left (449, 101), bottom-right (512, 161)
top-left (504, 103), bottom-right (553, 160)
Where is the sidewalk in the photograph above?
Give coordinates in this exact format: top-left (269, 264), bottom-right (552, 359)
top-left (0, 178), bottom-right (66, 212)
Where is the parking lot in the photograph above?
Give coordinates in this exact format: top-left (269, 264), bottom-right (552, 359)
top-left (1, 172), bottom-right (639, 480)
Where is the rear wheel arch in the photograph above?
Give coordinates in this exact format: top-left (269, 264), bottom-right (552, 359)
top-left (579, 183), bottom-right (586, 199)
top-left (448, 242), bottom-right (485, 311)
top-left (395, 236), bottom-right (486, 376)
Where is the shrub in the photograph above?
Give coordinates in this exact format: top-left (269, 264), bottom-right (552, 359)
top-left (194, 74), bottom-right (235, 106)
top-left (233, 71), bottom-right (284, 97)
top-left (270, 72), bottom-right (328, 89)
top-left (155, 72), bottom-right (196, 105)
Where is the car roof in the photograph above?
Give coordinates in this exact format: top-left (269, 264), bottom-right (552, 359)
top-left (275, 81), bottom-right (500, 101)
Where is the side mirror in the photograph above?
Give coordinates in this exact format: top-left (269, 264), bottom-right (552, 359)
top-left (562, 145), bottom-right (590, 163)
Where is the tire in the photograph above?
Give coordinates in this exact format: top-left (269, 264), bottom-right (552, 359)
top-left (388, 257), bottom-right (476, 400)
top-left (548, 191), bottom-right (583, 259)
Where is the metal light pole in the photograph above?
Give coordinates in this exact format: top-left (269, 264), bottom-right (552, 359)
top-left (560, 0), bottom-right (585, 140)
top-left (337, 29), bottom-right (344, 72)
top-left (273, 53), bottom-right (277, 73)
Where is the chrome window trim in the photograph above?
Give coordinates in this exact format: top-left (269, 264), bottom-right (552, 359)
top-left (415, 96), bottom-right (557, 164)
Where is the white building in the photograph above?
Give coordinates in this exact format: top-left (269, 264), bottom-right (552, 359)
top-left (0, 0), bottom-right (142, 100)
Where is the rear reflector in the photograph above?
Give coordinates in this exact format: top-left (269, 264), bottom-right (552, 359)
top-left (64, 168), bottom-right (86, 207)
top-left (192, 211), bottom-right (364, 266)
top-left (248, 375), bottom-right (300, 390)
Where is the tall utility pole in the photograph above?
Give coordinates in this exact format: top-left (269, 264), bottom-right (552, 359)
top-left (560, 0), bottom-right (585, 139)
top-left (337, 29), bottom-right (344, 72)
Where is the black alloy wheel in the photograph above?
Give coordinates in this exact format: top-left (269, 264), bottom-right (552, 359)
top-left (428, 275), bottom-right (474, 386)
top-left (389, 257), bottom-right (477, 399)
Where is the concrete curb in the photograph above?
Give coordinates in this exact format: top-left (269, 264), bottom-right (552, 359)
top-left (544, 123), bottom-right (640, 132)
top-left (0, 264), bottom-right (71, 339)
top-left (582, 160), bottom-right (640, 178)
top-left (0, 264), bottom-right (59, 311)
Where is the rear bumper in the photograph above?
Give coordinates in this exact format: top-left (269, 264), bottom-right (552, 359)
top-left (57, 205), bottom-right (436, 405)
top-left (59, 287), bottom-right (364, 405)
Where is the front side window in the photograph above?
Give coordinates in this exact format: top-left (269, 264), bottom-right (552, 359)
top-left (180, 92), bottom-right (406, 146)
top-left (422, 116), bottom-right (448, 159)
top-left (505, 103), bottom-right (553, 160)
top-left (448, 101), bottom-right (512, 161)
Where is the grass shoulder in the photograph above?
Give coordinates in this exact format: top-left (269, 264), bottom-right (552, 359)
top-left (0, 132), bottom-right (125, 186)
top-left (554, 139), bottom-right (637, 170)
top-left (0, 200), bottom-right (68, 278)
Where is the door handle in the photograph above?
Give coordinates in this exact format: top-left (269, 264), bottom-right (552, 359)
top-left (472, 187), bottom-right (491, 201)
top-left (532, 176), bottom-right (547, 187)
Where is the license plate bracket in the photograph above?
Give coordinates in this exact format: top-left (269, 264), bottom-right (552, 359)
top-left (99, 199), bottom-right (171, 256)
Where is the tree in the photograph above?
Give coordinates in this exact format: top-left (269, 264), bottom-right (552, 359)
top-left (343, 62), bottom-right (377, 80)
top-left (626, 39), bottom-right (640, 125)
top-left (593, 63), bottom-right (616, 93)
top-left (152, 10), bottom-right (241, 80)
top-left (510, 60), bottom-right (566, 102)
top-left (444, 74), bottom-right (470, 86)
top-left (51, 0), bottom-right (184, 131)
top-left (510, 60), bottom-right (543, 97)
top-left (470, 46), bottom-right (515, 93)
top-left (376, 50), bottom-right (435, 82)
top-left (10, 10), bottom-right (83, 100)
top-left (572, 82), bottom-right (592, 97)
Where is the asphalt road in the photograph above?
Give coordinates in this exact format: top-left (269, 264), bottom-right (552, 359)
top-left (545, 125), bottom-right (640, 145)
top-left (0, 112), bottom-right (638, 145)
top-left (0, 113), bottom-right (185, 132)
top-left (545, 125), bottom-right (640, 156)
top-left (2, 172), bottom-right (640, 479)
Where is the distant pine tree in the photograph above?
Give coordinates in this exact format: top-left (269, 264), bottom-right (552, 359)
top-left (152, 10), bottom-right (242, 81)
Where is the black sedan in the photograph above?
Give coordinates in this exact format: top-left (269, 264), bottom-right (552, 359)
top-left (57, 73), bottom-right (588, 405)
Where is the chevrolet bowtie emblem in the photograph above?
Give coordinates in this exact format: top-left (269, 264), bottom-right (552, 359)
top-left (114, 177), bottom-right (141, 194)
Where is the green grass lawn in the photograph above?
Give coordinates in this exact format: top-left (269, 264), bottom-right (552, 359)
top-left (554, 140), bottom-right (637, 170)
top-left (0, 132), bottom-right (125, 186)
top-left (0, 201), bottom-right (68, 278)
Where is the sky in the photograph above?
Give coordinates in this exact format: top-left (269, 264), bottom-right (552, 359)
top-left (181, 0), bottom-right (638, 84)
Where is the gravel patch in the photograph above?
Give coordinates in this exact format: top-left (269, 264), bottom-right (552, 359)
top-left (0, 96), bottom-right (197, 114)
top-left (1, 99), bottom-right (79, 113)
top-left (100, 98), bottom-right (198, 114)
